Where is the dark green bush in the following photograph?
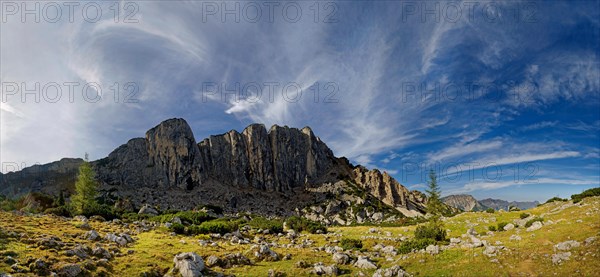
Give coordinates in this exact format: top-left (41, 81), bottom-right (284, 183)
top-left (189, 220), bottom-right (238, 235)
top-left (339, 238), bottom-right (363, 250)
top-left (80, 203), bottom-right (119, 220)
top-left (485, 208), bottom-right (495, 213)
top-left (121, 212), bottom-right (150, 222)
top-left (247, 217), bottom-right (283, 233)
top-left (525, 217), bottom-right (543, 228)
top-left (169, 223), bottom-right (185, 234)
top-left (414, 223), bottom-right (447, 241)
top-left (164, 211), bottom-right (214, 225)
top-left (45, 205), bottom-right (72, 217)
top-left (571, 188), bottom-right (600, 203)
top-left (488, 225), bottom-right (497, 232)
top-left (0, 198), bottom-right (17, 211)
top-left (519, 213), bottom-right (530, 219)
top-left (397, 238), bottom-right (436, 254)
top-left (285, 216), bottom-right (327, 234)
top-left (497, 222), bottom-right (508, 231)
top-left (545, 197), bottom-right (567, 204)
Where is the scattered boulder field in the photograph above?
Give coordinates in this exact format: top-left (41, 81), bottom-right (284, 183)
top-left (1, 196), bottom-right (599, 276)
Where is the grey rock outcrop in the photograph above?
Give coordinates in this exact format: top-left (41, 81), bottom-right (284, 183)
top-left (198, 124), bottom-right (340, 192)
top-left (353, 166), bottom-right (427, 215)
top-left (172, 252), bottom-right (204, 277)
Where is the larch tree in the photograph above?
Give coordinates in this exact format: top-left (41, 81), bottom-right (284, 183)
top-left (71, 153), bottom-right (98, 215)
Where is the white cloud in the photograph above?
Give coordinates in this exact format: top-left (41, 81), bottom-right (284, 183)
top-left (449, 177), bottom-right (599, 194)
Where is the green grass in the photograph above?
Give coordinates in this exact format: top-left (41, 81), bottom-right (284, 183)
top-left (0, 197), bottom-right (599, 276)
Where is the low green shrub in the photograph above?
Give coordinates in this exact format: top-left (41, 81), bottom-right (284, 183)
top-left (414, 223), bottom-right (447, 241)
top-left (497, 222), bottom-right (508, 231)
top-left (571, 188), bottom-right (600, 203)
top-left (397, 238), bottom-right (436, 254)
top-left (525, 217), bottom-right (543, 228)
top-left (189, 220), bottom-right (238, 235)
top-left (80, 203), bottom-right (119, 220)
top-left (519, 213), bottom-right (530, 219)
top-left (247, 217), bottom-right (283, 233)
top-left (121, 213), bottom-right (150, 222)
top-left (152, 211), bottom-right (214, 225)
top-left (488, 225), bottom-right (497, 232)
top-left (285, 216), bottom-right (327, 234)
top-left (45, 205), bottom-right (72, 217)
top-left (339, 238), bottom-right (363, 250)
top-left (485, 208), bottom-right (495, 213)
top-left (545, 197), bottom-right (567, 204)
top-left (169, 223), bottom-right (185, 234)
top-left (0, 198), bottom-right (18, 211)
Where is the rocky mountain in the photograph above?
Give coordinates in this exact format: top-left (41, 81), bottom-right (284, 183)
top-left (0, 118), bottom-right (430, 223)
top-left (441, 194), bottom-right (488, 212)
top-left (479, 198), bottom-right (540, 211)
top-left (0, 158), bottom-right (83, 198)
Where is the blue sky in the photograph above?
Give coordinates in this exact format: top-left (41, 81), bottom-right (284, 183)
top-left (1, 1), bottom-right (598, 202)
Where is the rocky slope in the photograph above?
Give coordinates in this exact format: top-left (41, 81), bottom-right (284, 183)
top-left (0, 118), bottom-right (429, 221)
top-left (442, 194), bottom-right (488, 212)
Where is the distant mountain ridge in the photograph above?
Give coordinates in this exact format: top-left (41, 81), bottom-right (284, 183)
top-left (441, 194), bottom-right (488, 211)
top-left (479, 198), bottom-right (540, 211)
top-left (442, 195), bottom-right (539, 211)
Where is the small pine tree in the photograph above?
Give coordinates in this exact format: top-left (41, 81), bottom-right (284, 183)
top-left (425, 169), bottom-right (443, 221)
top-left (71, 153), bottom-right (98, 215)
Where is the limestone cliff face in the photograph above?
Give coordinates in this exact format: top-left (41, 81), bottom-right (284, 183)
top-left (197, 124), bottom-right (338, 192)
top-left (353, 166), bottom-right (427, 214)
top-left (145, 118), bottom-right (202, 190)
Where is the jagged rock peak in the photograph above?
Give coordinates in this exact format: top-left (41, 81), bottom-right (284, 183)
top-left (145, 118), bottom-right (202, 190)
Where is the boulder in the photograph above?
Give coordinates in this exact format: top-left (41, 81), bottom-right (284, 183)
top-left (552, 252), bottom-right (571, 265)
top-left (373, 265), bottom-right (412, 277)
top-left (172, 252), bottom-right (204, 277)
top-left (92, 247), bottom-right (112, 259)
top-left (502, 223), bottom-right (515, 231)
top-left (554, 240), bottom-right (580, 251)
top-left (205, 255), bottom-right (221, 268)
top-left (253, 244), bottom-right (280, 261)
top-left (83, 230), bottom-right (100, 241)
top-left (483, 246), bottom-right (497, 257)
top-left (526, 221), bottom-right (543, 232)
top-left (65, 244), bottom-right (90, 259)
top-left (332, 253), bottom-right (350, 265)
top-left (138, 204), bottom-right (159, 216)
top-left (425, 245), bottom-right (439, 255)
top-left (509, 235), bottom-right (521, 241)
top-left (354, 256), bottom-right (377, 269)
top-left (311, 262), bottom-right (339, 276)
top-left (56, 263), bottom-right (83, 277)
top-left (222, 253), bottom-right (252, 268)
